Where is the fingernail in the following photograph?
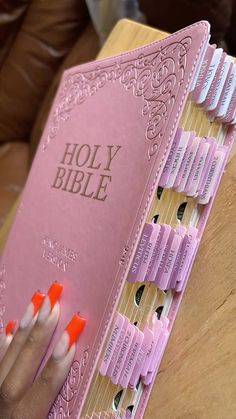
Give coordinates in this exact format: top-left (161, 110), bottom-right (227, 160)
top-left (52, 313), bottom-right (86, 360)
top-left (5, 320), bottom-right (16, 336)
top-left (20, 290), bottom-right (45, 329)
top-left (38, 281), bottom-right (63, 323)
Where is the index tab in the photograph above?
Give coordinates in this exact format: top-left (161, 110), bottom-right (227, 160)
top-left (159, 128), bottom-right (183, 187)
top-left (191, 44), bottom-right (216, 102)
top-left (142, 316), bottom-right (169, 385)
top-left (207, 55), bottom-right (232, 111)
top-left (155, 228), bottom-right (176, 289)
top-left (171, 227), bottom-right (198, 290)
top-left (129, 323), bottom-right (154, 388)
top-left (198, 146), bottom-right (228, 204)
top-left (147, 224), bottom-right (171, 283)
top-left (176, 136), bottom-right (199, 193)
top-left (166, 131), bottom-right (189, 188)
top-left (219, 63), bottom-right (236, 119)
top-left (190, 35), bottom-right (211, 92)
top-left (99, 313), bottom-right (125, 376)
top-left (158, 232), bottom-right (183, 291)
top-left (127, 224), bottom-right (153, 283)
top-left (204, 51), bottom-right (226, 108)
top-left (197, 47), bottom-right (223, 103)
top-left (111, 323), bottom-right (136, 385)
top-left (138, 224), bottom-right (161, 282)
top-left (106, 316), bottom-right (129, 378)
top-left (187, 140), bottom-right (210, 196)
top-left (119, 328), bottom-right (144, 388)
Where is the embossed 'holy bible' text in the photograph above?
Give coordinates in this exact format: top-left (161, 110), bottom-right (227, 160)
top-left (51, 143), bottom-right (121, 201)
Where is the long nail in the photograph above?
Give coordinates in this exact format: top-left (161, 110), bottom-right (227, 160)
top-left (20, 291), bottom-right (45, 329)
top-left (52, 313), bottom-right (86, 360)
top-left (5, 320), bottom-right (16, 336)
top-left (38, 282), bottom-right (63, 323)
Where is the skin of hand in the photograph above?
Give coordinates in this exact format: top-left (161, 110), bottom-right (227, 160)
top-left (0, 283), bottom-right (85, 419)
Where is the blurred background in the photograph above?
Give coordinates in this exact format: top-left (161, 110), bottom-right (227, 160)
top-left (0, 0), bottom-right (235, 228)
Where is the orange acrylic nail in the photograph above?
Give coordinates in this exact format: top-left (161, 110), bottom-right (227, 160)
top-left (31, 291), bottom-right (45, 315)
top-left (47, 281), bottom-right (63, 308)
top-left (5, 320), bottom-right (16, 335)
top-left (66, 313), bottom-right (86, 348)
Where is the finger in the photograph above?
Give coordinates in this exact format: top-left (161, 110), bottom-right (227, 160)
top-left (0, 301), bottom-right (60, 419)
top-left (0, 321), bottom-right (16, 363)
top-left (0, 291), bottom-right (45, 385)
top-left (14, 314), bottom-right (86, 419)
top-left (0, 282), bottom-right (62, 418)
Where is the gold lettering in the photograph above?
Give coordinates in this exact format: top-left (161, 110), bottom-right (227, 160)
top-left (75, 144), bottom-right (91, 167)
top-left (87, 144), bottom-right (101, 170)
top-left (51, 167), bottom-right (66, 189)
top-left (93, 174), bottom-right (111, 201)
top-left (60, 143), bottom-right (78, 165)
top-left (80, 172), bottom-right (94, 198)
top-left (62, 169), bottom-right (74, 191)
top-left (104, 146), bottom-right (121, 171)
top-left (68, 170), bottom-right (84, 193)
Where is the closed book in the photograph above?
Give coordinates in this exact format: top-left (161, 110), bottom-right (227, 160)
top-left (0, 20), bottom-right (235, 418)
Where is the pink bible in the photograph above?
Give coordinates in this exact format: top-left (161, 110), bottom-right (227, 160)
top-left (0, 20), bottom-right (235, 418)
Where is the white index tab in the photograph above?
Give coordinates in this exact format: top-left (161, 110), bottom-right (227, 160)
top-left (197, 48), bottom-right (222, 104)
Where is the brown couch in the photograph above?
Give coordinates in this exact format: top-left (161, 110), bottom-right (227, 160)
top-left (0, 0), bottom-right (235, 227)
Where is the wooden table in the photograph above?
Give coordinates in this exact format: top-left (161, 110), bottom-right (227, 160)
top-left (1, 19), bottom-right (236, 419)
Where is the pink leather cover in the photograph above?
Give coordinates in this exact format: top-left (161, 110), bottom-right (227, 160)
top-left (0, 21), bottom-right (210, 418)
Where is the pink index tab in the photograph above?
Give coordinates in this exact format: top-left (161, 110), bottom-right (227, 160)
top-left (203, 51), bottom-right (226, 108)
top-left (138, 223), bottom-right (161, 282)
top-left (175, 136), bottom-right (199, 193)
top-left (173, 131), bottom-right (194, 188)
top-left (129, 323), bottom-right (154, 388)
top-left (207, 55), bottom-right (232, 111)
top-left (198, 138), bottom-right (217, 196)
top-left (99, 313), bottom-right (125, 376)
top-left (196, 47), bottom-right (222, 104)
top-left (107, 316), bottom-right (129, 378)
top-left (127, 223), bottom-right (153, 283)
top-left (176, 238), bottom-right (199, 292)
top-left (169, 226), bottom-right (187, 289)
top-left (158, 231), bottom-right (183, 291)
top-left (187, 141), bottom-right (210, 197)
top-left (175, 227), bottom-right (199, 290)
top-left (147, 316), bottom-right (169, 375)
top-left (147, 224), bottom-right (171, 282)
top-left (155, 228), bottom-right (175, 289)
top-left (184, 138), bottom-right (206, 194)
top-left (144, 223), bottom-right (161, 281)
top-left (191, 44), bottom-right (216, 102)
top-left (140, 315), bottom-right (162, 377)
top-left (166, 131), bottom-right (189, 188)
top-left (197, 146), bottom-right (228, 205)
top-left (119, 328), bottom-right (144, 388)
top-left (111, 322), bottom-right (136, 385)
top-left (142, 317), bottom-right (169, 386)
top-left (159, 128), bottom-right (183, 187)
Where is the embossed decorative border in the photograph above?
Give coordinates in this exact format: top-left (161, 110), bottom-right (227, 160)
top-left (43, 37), bottom-right (192, 161)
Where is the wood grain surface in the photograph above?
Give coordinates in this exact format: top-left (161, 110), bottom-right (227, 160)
top-left (0, 18), bottom-right (235, 419)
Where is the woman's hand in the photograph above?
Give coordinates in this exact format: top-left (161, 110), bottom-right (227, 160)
top-left (0, 282), bottom-right (85, 419)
